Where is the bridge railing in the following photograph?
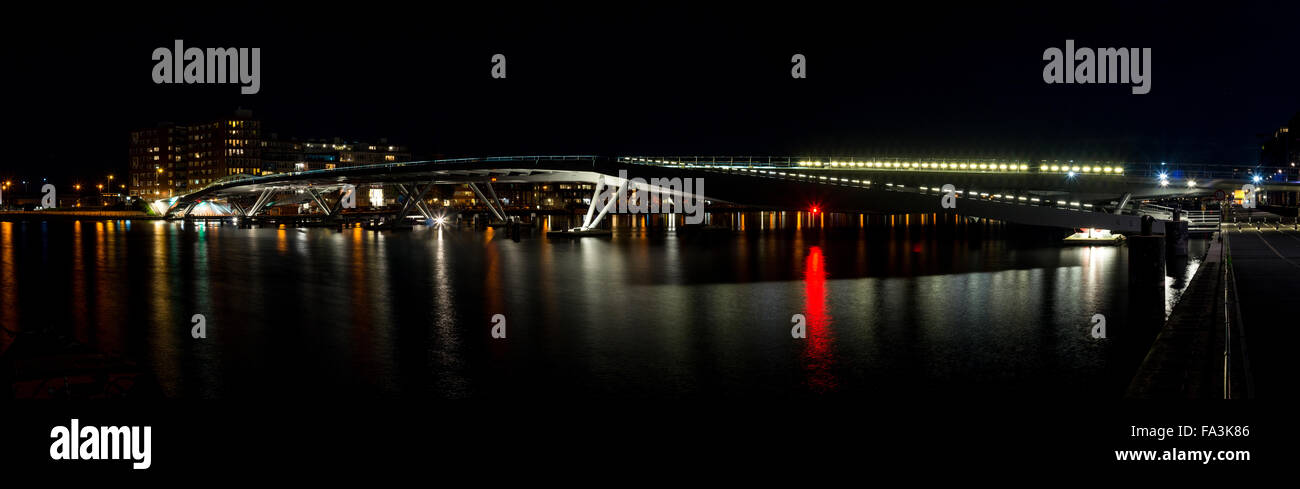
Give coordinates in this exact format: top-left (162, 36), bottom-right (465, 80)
top-left (676, 165), bottom-right (1119, 215)
top-left (619, 156), bottom-right (1299, 183)
top-left (1137, 203), bottom-right (1221, 231)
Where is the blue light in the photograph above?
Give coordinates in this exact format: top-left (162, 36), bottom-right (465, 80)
top-left (1252, 175), bottom-right (1262, 183)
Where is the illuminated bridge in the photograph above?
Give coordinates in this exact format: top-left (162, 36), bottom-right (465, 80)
top-left (155, 155), bottom-right (1299, 233)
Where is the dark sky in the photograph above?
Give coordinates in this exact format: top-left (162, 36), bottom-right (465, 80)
top-left (3, 2), bottom-right (1296, 183)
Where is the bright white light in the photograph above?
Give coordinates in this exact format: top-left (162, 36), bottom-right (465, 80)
top-left (1252, 175), bottom-right (1262, 183)
top-left (1187, 180), bottom-right (1196, 188)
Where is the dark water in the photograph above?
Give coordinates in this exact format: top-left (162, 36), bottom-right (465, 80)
top-left (0, 213), bottom-right (1206, 399)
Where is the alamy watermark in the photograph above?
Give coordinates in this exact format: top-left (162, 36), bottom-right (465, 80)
top-left (152, 40), bottom-right (260, 94)
top-left (50, 419), bottom-right (152, 470)
top-left (604, 170), bottom-right (706, 224)
top-left (1043, 40), bottom-right (1151, 94)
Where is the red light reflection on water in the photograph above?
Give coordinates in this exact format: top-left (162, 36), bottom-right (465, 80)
top-left (802, 246), bottom-right (837, 393)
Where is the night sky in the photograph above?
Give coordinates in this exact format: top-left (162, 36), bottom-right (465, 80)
top-left (3, 2), bottom-right (1296, 183)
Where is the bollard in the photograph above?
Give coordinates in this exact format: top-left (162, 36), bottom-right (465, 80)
top-left (1140, 215), bottom-right (1155, 236)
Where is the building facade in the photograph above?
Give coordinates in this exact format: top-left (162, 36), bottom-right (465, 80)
top-left (1259, 113), bottom-right (1298, 207)
top-left (130, 111), bottom-right (412, 200)
top-left (127, 123), bottom-right (185, 198)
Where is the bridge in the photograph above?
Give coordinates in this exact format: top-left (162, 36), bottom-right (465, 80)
top-left (154, 155), bottom-right (1299, 233)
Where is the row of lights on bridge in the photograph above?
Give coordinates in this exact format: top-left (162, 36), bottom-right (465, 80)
top-left (795, 161), bottom-right (1126, 174)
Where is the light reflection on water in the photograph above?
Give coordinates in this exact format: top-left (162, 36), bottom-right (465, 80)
top-left (0, 213), bottom-right (1206, 399)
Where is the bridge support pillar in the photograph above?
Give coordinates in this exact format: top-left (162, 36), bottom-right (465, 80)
top-left (580, 181), bottom-right (624, 231)
top-left (1128, 234), bottom-right (1166, 290)
top-left (581, 180), bottom-right (606, 228)
top-left (246, 188), bottom-right (275, 217)
top-left (1115, 193), bottom-right (1132, 215)
top-left (468, 182), bottom-right (506, 222)
top-left (1165, 219), bottom-right (1188, 257)
top-left (395, 182), bottom-right (435, 225)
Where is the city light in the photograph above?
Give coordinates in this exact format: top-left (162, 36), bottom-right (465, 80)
top-left (1252, 174), bottom-right (1262, 183)
top-left (1186, 180), bottom-right (1197, 188)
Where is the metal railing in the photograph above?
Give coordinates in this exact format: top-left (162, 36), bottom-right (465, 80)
top-left (1137, 203), bottom-right (1221, 231)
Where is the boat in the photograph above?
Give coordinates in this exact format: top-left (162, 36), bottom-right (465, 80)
top-left (546, 228), bottom-right (612, 238)
top-left (1063, 228), bottom-right (1125, 245)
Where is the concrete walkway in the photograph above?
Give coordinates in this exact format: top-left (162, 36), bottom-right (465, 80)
top-left (1220, 227), bottom-right (1300, 399)
top-left (1126, 235), bottom-right (1226, 398)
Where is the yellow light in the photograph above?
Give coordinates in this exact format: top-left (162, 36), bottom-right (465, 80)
top-left (1040, 165), bottom-right (1048, 171)
top-left (1051, 165), bottom-right (1060, 171)
top-left (1071, 166), bottom-right (1080, 172)
top-left (999, 164), bottom-right (1008, 170)
top-left (1019, 164), bottom-right (1029, 170)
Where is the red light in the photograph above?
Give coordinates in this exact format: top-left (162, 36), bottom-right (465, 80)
top-left (811, 207), bottom-right (820, 214)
